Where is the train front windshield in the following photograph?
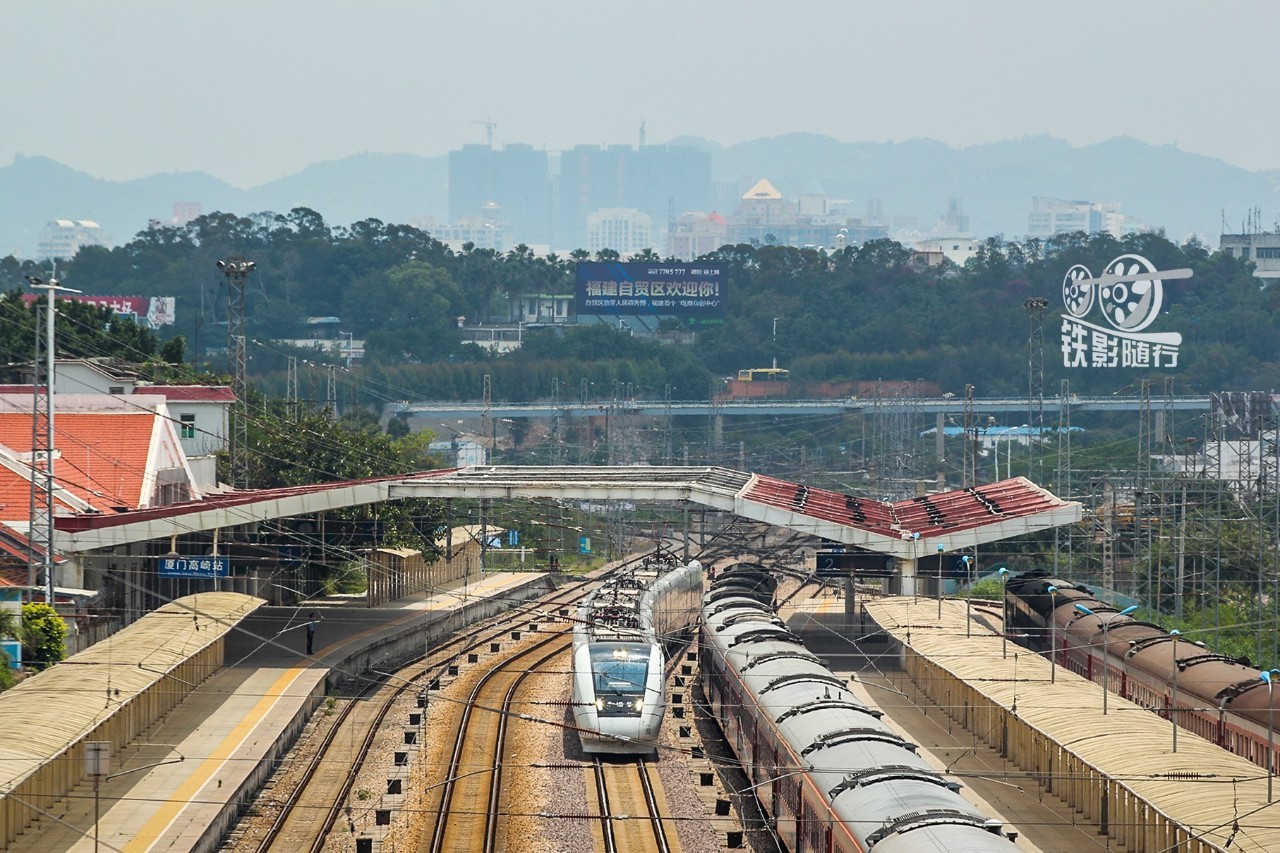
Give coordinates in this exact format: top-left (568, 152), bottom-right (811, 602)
top-left (590, 643), bottom-right (651, 715)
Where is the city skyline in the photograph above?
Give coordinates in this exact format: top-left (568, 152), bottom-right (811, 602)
top-left (5, 1), bottom-right (1279, 187)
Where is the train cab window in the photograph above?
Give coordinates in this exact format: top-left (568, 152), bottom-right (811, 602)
top-left (590, 643), bottom-right (650, 716)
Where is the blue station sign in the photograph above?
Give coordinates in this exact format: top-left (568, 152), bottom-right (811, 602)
top-left (159, 556), bottom-right (230, 578)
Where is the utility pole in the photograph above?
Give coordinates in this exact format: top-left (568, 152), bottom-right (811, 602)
top-left (962, 384), bottom-right (977, 488)
top-left (772, 317), bottom-right (779, 370)
top-left (287, 357), bottom-right (299, 422)
top-left (217, 258), bottom-right (255, 488)
top-left (25, 275), bottom-right (80, 606)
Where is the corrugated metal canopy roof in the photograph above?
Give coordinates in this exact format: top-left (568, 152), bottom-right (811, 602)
top-left (0, 592), bottom-right (262, 793)
top-left (864, 597), bottom-right (1280, 852)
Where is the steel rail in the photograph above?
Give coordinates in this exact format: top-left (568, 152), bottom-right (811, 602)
top-left (427, 632), bottom-right (572, 853)
top-left (635, 759), bottom-right (673, 853)
top-left (591, 758), bottom-right (619, 853)
top-left (255, 581), bottom-right (590, 852)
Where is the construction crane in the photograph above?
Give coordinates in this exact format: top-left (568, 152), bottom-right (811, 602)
top-left (472, 115), bottom-right (497, 148)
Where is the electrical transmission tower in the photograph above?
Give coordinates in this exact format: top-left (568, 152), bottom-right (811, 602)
top-left (217, 258), bottom-right (255, 488)
top-left (326, 365), bottom-right (338, 418)
top-left (25, 274), bottom-right (79, 605)
top-left (482, 373), bottom-right (492, 463)
top-left (1056, 379), bottom-right (1073, 574)
top-left (551, 377), bottom-right (564, 465)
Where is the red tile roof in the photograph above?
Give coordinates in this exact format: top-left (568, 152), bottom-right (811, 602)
top-left (744, 475), bottom-right (900, 536)
top-left (891, 480), bottom-right (1061, 539)
top-left (134, 386), bottom-right (236, 403)
top-left (0, 412), bottom-right (157, 519)
top-left (0, 384), bottom-right (234, 403)
top-left (741, 475), bottom-right (1063, 541)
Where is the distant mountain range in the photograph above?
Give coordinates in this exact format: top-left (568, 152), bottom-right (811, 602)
top-left (3, 134), bottom-right (1276, 258)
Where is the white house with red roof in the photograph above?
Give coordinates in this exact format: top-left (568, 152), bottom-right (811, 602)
top-left (2, 358), bottom-right (233, 483)
top-left (0, 393), bottom-right (203, 513)
top-left (0, 393), bottom-right (203, 589)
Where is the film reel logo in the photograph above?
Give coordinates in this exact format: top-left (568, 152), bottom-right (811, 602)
top-left (1060, 254), bottom-right (1190, 368)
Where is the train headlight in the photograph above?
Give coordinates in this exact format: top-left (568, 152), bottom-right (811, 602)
top-left (595, 698), bottom-right (604, 710)
top-left (634, 698), bottom-right (644, 711)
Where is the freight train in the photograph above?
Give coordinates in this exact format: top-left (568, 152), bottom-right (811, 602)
top-left (571, 551), bottom-right (704, 754)
top-left (1005, 570), bottom-right (1279, 772)
top-left (701, 564), bottom-right (1021, 852)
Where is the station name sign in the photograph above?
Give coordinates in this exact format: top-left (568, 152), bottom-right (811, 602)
top-left (159, 556), bottom-right (230, 578)
top-left (1060, 253), bottom-right (1189, 368)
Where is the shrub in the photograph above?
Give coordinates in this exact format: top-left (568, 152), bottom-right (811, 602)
top-left (21, 602), bottom-right (67, 671)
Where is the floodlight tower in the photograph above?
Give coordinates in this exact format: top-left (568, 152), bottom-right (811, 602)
top-left (1024, 297), bottom-right (1048, 483)
top-left (217, 258), bottom-right (255, 488)
top-left (25, 275), bottom-right (80, 605)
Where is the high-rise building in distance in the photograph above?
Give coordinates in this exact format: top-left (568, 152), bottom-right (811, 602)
top-left (556, 144), bottom-right (711, 251)
top-left (448, 144), bottom-right (551, 245)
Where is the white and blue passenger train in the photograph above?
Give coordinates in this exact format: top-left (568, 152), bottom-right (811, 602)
top-left (571, 551), bottom-right (703, 754)
top-left (701, 564), bottom-right (1022, 853)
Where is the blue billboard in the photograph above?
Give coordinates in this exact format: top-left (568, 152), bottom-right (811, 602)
top-left (159, 556), bottom-right (230, 579)
top-left (575, 262), bottom-right (726, 323)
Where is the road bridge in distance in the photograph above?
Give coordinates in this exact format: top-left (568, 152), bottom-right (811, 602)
top-left (387, 394), bottom-right (1213, 421)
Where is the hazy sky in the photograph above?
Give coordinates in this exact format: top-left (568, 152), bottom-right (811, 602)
top-left (7, 1), bottom-right (1278, 187)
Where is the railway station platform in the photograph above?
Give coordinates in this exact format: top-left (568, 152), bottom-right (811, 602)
top-left (6, 570), bottom-right (553, 853)
top-left (784, 592), bottom-right (1280, 853)
top-left (782, 593), bottom-right (1088, 852)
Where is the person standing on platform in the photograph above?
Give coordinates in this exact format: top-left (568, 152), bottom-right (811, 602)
top-left (306, 611), bottom-right (319, 655)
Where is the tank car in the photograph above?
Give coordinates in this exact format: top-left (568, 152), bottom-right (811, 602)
top-left (571, 551), bottom-right (703, 754)
top-left (1006, 569), bottom-right (1280, 774)
top-left (702, 564), bottom-right (1021, 853)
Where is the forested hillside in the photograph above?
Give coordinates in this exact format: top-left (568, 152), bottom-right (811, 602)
top-left (2, 209), bottom-right (1274, 403)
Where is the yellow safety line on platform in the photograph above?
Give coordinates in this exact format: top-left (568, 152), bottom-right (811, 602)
top-left (124, 665), bottom-right (308, 851)
top-left (124, 573), bottom-right (538, 850)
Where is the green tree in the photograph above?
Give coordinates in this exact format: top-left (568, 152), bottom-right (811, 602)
top-left (21, 602), bottom-right (67, 671)
top-left (0, 608), bottom-right (18, 690)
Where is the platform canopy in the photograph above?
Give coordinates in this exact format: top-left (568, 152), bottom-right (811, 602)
top-left (55, 465), bottom-right (1080, 558)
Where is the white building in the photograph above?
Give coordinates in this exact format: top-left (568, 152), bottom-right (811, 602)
top-left (587, 208), bottom-right (653, 256)
top-left (1027, 197), bottom-right (1145, 239)
top-left (915, 237), bottom-right (980, 266)
top-left (508, 293), bottom-right (573, 325)
top-left (1219, 232), bottom-right (1280, 286)
top-left (3, 359), bottom-right (233, 490)
top-left (428, 438), bottom-right (488, 467)
top-left (429, 204), bottom-right (515, 253)
top-left (36, 220), bottom-right (108, 261)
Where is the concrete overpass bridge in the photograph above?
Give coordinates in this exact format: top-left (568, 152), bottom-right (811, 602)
top-left (386, 394), bottom-right (1213, 421)
top-left (56, 466), bottom-right (1080, 598)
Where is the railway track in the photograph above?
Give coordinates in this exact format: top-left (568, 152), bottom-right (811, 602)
top-left (253, 582), bottom-right (589, 853)
top-left (248, 539), bottom-right (739, 852)
top-left (421, 632), bottom-right (573, 852)
top-left (587, 757), bottom-right (679, 853)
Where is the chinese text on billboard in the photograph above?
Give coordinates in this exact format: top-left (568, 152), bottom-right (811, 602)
top-left (575, 263), bottom-right (726, 322)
